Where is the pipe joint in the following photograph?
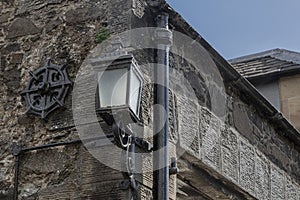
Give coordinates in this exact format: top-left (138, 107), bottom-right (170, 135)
top-left (154, 28), bottom-right (172, 46)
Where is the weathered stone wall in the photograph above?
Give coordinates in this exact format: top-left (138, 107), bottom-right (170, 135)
top-left (1, 0), bottom-right (300, 199)
top-left (0, 0), bottom-right (135, 199)
top-left (230, 89), bottom-right (300, 182)
top-left (156, 7), bottom-right (300, 198)
top-left (170, 50), bottom-right (300, 199)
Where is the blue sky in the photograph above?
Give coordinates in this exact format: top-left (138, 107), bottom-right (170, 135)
top-left (167, 0), bottom-right (300, 59)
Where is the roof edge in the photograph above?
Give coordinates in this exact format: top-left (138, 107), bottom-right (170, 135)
top-left (229, 48), bottom-right (300, 64)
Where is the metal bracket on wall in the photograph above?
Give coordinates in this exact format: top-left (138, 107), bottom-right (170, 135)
top-left (113, 122), bottom-right (152, 153)
top-left (169, 157), bottom-right (179, 175)
top-left (113, 122), bottom-right (152, 200)
top-left (134, 137), bottom-right (153, 152)
top-left (21, 59), bottom-right (72, 119)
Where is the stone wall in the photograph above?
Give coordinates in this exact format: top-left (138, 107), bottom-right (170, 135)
top-left (170, 47), bottom-right (300, 199)
top-left (177, 103), bottom-right (300, 199)
top-left (1, 0), bottom-right (300, 200)
top-left (0, 0), bottom-right (134, 199)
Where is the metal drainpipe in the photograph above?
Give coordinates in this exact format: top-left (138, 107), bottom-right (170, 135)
top-left (153, 13), bottom-right (172, 200)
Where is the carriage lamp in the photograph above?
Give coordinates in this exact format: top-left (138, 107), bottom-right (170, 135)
top-left (91, 54), bottom-right (144, 125)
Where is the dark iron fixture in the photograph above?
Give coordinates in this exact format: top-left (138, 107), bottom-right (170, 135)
top-left (114, 122), bottom-right (152, 200)
top-left (152, 13), bottom-right (172, 200)
top-left (169, 157), bottom-right (179, 175)
top-left (21, 59), bottom-right (71, 119)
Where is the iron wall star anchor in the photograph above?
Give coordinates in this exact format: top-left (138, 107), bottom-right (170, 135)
top-left (21, 59), bottom-right (72, 119)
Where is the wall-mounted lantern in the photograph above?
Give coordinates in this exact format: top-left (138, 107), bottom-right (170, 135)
top-left (91, 53), bottom-right (149, 199)
top-left (91, 54), bottom-right (144, 125)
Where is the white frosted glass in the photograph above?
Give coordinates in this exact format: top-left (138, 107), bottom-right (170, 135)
top-left (129, 70), bottom-right (141, 116)
top-left (98, 68), bottom-right (127, 108)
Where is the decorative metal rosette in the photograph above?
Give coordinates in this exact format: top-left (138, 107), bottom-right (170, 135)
top-left (21, 59), bottom-right (72, 119)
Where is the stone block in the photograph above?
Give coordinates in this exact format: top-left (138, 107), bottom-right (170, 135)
top-left (0, 55), bottom-right (5, 71)
top-left (201, 107), bottom-right (221, 170)
top-left (0, 12), bottom-right (10, 24)
top-left (132, 0), bottom-right (145, 18)
top-left (285, 177), bottom-right (299, 200)
top-left (184, 70), bottom-right (209, 107)
top-left (17, 115), bottom-right (34, 125)
top-left (38, 182), bottom-right (79, 199)
top-left (255, 150), bottom-right (270, 200)
top-left (177, 95), bottom-right (200, 158)
top-left (78, 146), bottom-right (125, 185)
top-left (65, 7), bottom-right (103, 25)
top-left (220, 127), bottom-right (238, 183)
top-left (135, 149), bottom-right (153, 188)
top-left (16, 0), bottom-right (63, 15)
top-left (8, 53), bottom-right (23, 64)
top-left (239, 137), bottom-right (255, 196)
top-left (270, 164), bottom-right (285, 200)
top-left (18, 145), bottom-right (79, 198)
top-left (0, 43), bottom-right (20, 55)
top-left (0, 188), bottom-right (13, 200)
top-left (3, 68), bottom-right (21, 91)
top-left (269, 144), bottom-right (290, 171)
top-left (40, 180), bottom-right (129, 200)
top-left (139, 185), bottom-right (152, 200)
top-left (140, 79), bottom-right (152, 127)
top-left (6, 18), bottom-right (41, 39)
top-left (44, 18), bottom-right (62, 33)
top-left (233, 101), bottom-right (253, 142)
top-left (298, 184), bottom-right (300, 200)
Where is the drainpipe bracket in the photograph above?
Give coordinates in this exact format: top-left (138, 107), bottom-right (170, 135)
top-left (154, 28), bottom-right (172, 46)
top-left (12, 143), bottom-right (22, 156)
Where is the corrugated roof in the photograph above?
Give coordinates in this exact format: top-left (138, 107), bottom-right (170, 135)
top-left (229, 49), bottom-right (300, 79)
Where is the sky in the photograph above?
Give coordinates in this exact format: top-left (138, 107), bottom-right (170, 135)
top-left (167, 0), bottom-right (300, 59)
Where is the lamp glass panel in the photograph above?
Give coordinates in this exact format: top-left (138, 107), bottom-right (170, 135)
top-left (98, 68), bottom-right (128, 108)
top-left (129, 69), bottom-right (142, 116)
